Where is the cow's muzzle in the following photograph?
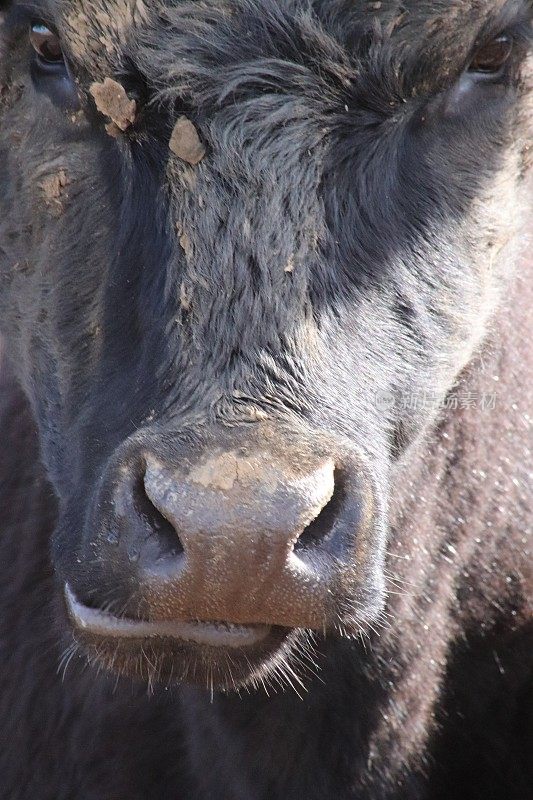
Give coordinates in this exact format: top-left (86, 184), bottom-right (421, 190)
top-left (64, 423), bottom-right (386, 687)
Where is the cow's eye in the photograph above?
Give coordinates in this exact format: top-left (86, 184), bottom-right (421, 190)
top-left (29, 22), bottom-right (79, 110)
top-left (30, 23), bottom-right (64, 66)
top-left (468, 36), bottom-right (513, 77)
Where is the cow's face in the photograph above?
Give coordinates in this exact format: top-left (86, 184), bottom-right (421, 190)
top-left (0, 0), bottom-right (531, 689)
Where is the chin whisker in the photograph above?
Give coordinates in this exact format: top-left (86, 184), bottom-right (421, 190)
top-left (57, 642), bottom-right (79, 682)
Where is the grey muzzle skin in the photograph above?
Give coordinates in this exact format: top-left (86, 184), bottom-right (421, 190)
top-left (64, 423), bottom-right (385, 660)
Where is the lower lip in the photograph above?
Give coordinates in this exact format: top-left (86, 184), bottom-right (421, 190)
top-left (64, 584), bottom-right (271, 648)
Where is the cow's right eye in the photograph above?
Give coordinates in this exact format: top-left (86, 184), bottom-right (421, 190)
top-left (29, 22), bottom-right (80, 111)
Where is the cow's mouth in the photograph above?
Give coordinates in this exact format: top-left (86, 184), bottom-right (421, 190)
top-left (64, 584), bottom-right (294, 689)
top-left (65, 583), bottom-right (272, 648)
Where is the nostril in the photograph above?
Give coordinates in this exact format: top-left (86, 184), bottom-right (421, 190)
top-left (294, 468), bottom-right (347, 555)
top-left (132, 476), bottom-right (184, 562)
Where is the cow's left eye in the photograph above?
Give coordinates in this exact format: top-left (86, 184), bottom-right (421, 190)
top-left (30, 23), bottom-right (64, 66)
top-left (468, 36), bottom-right (513, 78)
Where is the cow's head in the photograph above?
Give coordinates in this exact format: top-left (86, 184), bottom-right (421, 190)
top-left (0, 0), bottom-right (531, 689)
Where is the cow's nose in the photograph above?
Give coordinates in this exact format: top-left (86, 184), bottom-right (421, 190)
top-left (144, 450), bottom-right (336, 570)
top-left (90, 431), bottom-right (376, 629)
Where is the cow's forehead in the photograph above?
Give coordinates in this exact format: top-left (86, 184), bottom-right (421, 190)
top-left (32, 0), bottom-right (524, 78)
top-left (55, 0), bottom-right (150, 66)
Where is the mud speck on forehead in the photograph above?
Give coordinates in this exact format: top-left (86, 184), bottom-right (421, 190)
top-left (90, 77), bottom-right (137, 130)
top-left (169, 117), bottom-right (206, 165)
top-left (39, 169), bottom-right (69, 214)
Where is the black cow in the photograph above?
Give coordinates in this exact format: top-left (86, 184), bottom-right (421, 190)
top-left (0, 1), bottom-right (531, 798)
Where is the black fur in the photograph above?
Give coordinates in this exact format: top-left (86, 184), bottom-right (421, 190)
top-left (0, 1), bottom-right (531, 797)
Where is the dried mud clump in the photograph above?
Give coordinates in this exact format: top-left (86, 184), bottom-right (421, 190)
top-left (40, 169), bottom-right (69, 212)
top-left (169, 116), bottom-right (206, 165)
top-left (89, 78), bottom-right (137, 134)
